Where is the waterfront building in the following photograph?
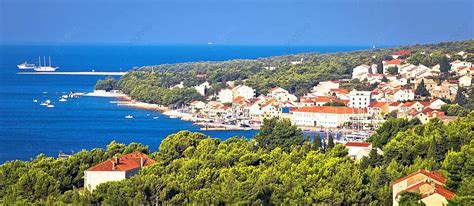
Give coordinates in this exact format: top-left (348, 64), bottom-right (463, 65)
top-left (290, 106), bottom-right (367, 128)
top-left (84, 152), bottom-right (155, 191)
top-left (390, 170), bottom-right (455, 206)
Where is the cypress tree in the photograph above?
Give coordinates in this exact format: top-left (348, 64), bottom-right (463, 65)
top-left (327, 133), bottom-right (335, 150)
top-left (439, 56), bottom-right (450, 73)
top-left (313, 134), bottom-right (323, 152)
top-left (415, 79), bottom-right (431, 97)
top-left (454, 88), bottom-right (468, 106)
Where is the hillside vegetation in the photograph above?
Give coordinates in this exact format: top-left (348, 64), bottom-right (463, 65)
top-left (1, 113), bottom-right (473, 205)
top-left (95, 40), bottom-right (474, 107)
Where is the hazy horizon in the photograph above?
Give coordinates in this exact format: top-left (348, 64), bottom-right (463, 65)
top-left (1, 0), bottom-right (472, 46)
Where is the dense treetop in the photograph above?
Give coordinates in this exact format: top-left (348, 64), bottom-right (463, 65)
top-left (1, 112), bottom-right (473, 205)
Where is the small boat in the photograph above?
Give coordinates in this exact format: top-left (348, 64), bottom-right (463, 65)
top-left (61, 95), bottom-right (68, 99)
top-left (125, 115), bottom-right (134, 119)
top-left (40, 100), bottom-right (51, 106)
top-left (46, 104), bottom-right (55, 108)
top-left (153, 116), bottom-right (159, 119)
top-left (33, 99), bottom-right (38, 103)
top-left (17, 61), bottom-right (36, 70)
top-left (59, 98), bottom-right (67, 102)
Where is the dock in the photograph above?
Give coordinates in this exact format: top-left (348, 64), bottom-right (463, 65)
top-left (17, 72), bottom-right (127, 76)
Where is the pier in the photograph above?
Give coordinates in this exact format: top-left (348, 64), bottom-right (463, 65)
top-left (17, 72), bottom-right (127, 76)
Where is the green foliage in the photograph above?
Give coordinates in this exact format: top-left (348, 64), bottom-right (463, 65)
top-left (369, 117), bottom-right (421, 148)
top-left (323, 101), bottom-right (346, 107)
top-left (94, 76), bottom-right (118, 91)
top-left (441, 104), bottom-right (469, 117)
top-left (386, 66), bottom-right (398, 75)
top-left (398, 191), bottom-right (425, 206)
top-left (2, 113), bottom-right (474, 204)
top-left (254, 117), bottom-right (304, 151)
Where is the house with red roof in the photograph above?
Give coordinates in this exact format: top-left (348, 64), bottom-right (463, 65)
top-left (391, 50), bottom-right (411, 59)
top-left (383, 59), bottom-right (403, 73)
top-left (84, 152), bottom-right (156, 191)
top-left (368, 101), bottom-right (389, 118)
top-left (390, 169), bottom-right (455, 206)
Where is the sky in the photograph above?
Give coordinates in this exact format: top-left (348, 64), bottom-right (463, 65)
top-left (0, 0), bottom-right (473, 46)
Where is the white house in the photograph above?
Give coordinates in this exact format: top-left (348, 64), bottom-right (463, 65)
top-left (194, 81), bottom-right (210, 96)
top-left (459, 75), bottom-right (472, 87)
top-left (450, 60), bottom-right (472, 71)
top-left (268, 87), bottom-right (289, 96)
top-left (388, 89), bottom-right (414, 102)
top-left (218, 89), bottom-right (234, 104)
top-left (344, 142), bottom-right (382, 160)
top-left (233, 85), bottom-right (256, 100)
top-left (352, 65), bottom-right (371, 80)
top-left (84, 152), bottom-right (155, 191)
top-left (291, 106), bottom-right (367, 128)
top-left (311, 81), bottom-right (340, 96)
top-left (390, 170), bottom-right (455, 206)
top-left (190, 101), bottom-right (206, 110)
top-left (348, 91), bottom-right (372, 108)
top-left (383, 59), bottom-right (402, 73)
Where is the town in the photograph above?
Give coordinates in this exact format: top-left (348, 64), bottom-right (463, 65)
top-left (154, 49), bottom-right (473, 144)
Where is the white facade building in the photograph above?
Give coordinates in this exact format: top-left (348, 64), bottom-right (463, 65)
top-left (233, 85), bottom-right (256, 100)
top-left (348, 91), bottom-right (372, 108)
top-left (194, 81), bottom-right (210, 96)
top-left (291, 106), bottom-right (367, 128)
top-left (218, 89), bottom-right (234, 104)
top-left (352, 65), bottom-right (371, 80)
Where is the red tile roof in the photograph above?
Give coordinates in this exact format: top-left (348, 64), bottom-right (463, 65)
top-left (390, 170), bottom-right (446, 186)
top-left (433, 183), bottom-right (455, 200)
top-left (291, 106), bottom-right (366, 114)
top-left (385, 59), bottom-right (402, 65)
top-left (369, 102), bottom-right (387, 108)
top-left (87, 152), bottom-right (156, 172)
top-left (389, 102), bottom-right (403, 107)
top-left (330, 88), bottom-right (350, 94)
top-left (394, 50), bottom-right (411, 56)
top-left (345, 142), bottom-right (371, 147)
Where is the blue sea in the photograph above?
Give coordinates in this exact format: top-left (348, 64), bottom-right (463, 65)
top-left (0, 44), bottom-right (370, 163)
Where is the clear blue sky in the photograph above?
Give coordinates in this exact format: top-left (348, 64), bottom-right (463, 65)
top-left (1, 0), bottom-right (472, 46)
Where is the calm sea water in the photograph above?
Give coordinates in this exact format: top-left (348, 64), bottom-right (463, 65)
top-left (0, 44), bottom-right (370, 163)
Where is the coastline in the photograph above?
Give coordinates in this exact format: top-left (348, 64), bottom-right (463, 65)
top-left (86, 90), bottom-right (255, 130)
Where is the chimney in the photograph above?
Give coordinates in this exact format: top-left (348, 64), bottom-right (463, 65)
top-left (140, 157), bottom-right (144, 169)
top-left (112, 160), bottom-right (116, 170)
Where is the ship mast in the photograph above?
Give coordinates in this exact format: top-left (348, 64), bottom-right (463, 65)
top-left (49, 56), bottom-right (51, 67)
top-left (43, 56), bottom-right (46, 67)
top-left (38, 56), bottom-right (41, 67)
